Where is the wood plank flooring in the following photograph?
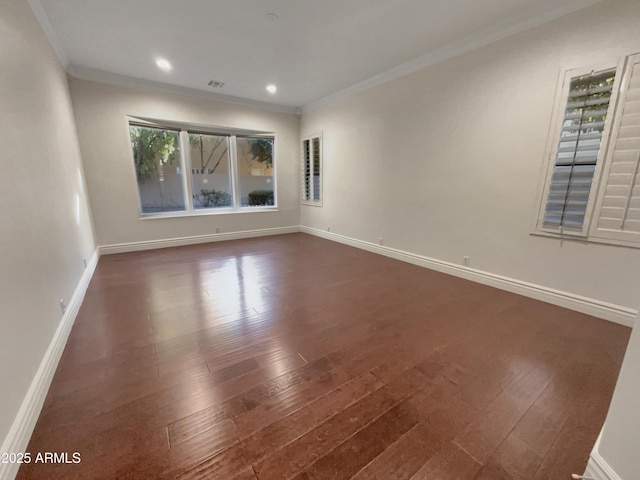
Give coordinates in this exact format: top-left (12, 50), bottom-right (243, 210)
top-left (17, 233), bottom-right (630, 480)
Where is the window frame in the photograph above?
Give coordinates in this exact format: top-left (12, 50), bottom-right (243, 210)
top-left (534, 60), bottom-right (625, 238)
top-left (125, 117), bottom-right (277, 218)
top-left (235, 134), bottom-right (277, 208)
top-left (301, 132), bottom-right (323, 207)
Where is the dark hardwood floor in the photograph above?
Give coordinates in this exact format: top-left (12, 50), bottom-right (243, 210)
top-left (18, 233), bottom-right (630, 479)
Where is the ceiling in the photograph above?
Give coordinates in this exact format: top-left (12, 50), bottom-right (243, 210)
top-left (32, 0), bottom-right (599, 109)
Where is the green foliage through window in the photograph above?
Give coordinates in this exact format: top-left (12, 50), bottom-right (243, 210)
top-left (248, 138), bottom-right (273, 168)
top-left (129, 126), bottom-right (179, 179)
top-left (128, 121), bottom-right (277, 214)
top-left (247, 190), bottom-right (274, 206)
top-left (198, 189), bottom-right (232, 208)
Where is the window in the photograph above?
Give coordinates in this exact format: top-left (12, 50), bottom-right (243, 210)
top-left (537, 67), bottom-right (618, 235)
top-left (236, 136), bottom-right (275, 206)
top-left (535, 53), bottom-right (640, 247)
top-left (189, 132), bottom-right (232, 209)
top-left (129, 125), bottom-right (185, 213)
top-left (128, 120), bottom-right (276, 215)
top-left (302, 133), bottom-right (322, 205)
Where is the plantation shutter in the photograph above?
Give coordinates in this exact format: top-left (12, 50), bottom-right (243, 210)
top-left (302, 134), bottom-right (322, 204)
top-left (542, 68), bottom-right (616, 231)
top-left (303, 139), bottom-right (311, 201)
top-left (593, 54), bottom-right (640, 241)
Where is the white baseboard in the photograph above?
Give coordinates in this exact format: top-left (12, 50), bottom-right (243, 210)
top-left (585, 433), bottom-right (623, 480)
top-left (586, 451), bottom-right (623, 480)
top-left (0, 250), bottom-right (99, 480)
top-left (300, 226), bottom-right (636, 327)
top-left (0, 227), bottom-right (299, 479)
top-left (0, 227), bottom-right (632, 480)
top-left (99, 226), bottom-right (301, 255)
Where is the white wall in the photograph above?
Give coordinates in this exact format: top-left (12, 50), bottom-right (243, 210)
top-left (300, 0), bottom-right (640, 311)
top-left (595, 319), bottom-right (640, 480)
top-left (0, 0), bottom-right (95, 446)
top-left (69, 79), bottom-right (300, 247)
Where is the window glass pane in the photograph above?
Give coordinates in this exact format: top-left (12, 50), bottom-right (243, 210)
top-left (236, 137), bottom-right (275, 207)
top-left (188, 133), bottom-right (232, 209)
top-left (129, 125), bottom-right (185, 214)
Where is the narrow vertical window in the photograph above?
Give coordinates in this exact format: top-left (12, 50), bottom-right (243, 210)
top-left (302, 134), bottom-right (322, 205)
top-left (540, 68), bottom-right (616, 232)
top-left (534, 55), bottom-right (640, 247)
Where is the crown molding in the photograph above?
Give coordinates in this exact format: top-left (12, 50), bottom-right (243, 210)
top-left (301, 0), bottom-right (604, 114)
top-left (28, 0), bottom-right (301, 115)
top-left (28, 0), bottom-right (298, 115)
top-left (28, 0), bottom-right (70, 69)
top-left (29, 0), bottom-right (602, 117)
top-left (67, 65), bottom-right (300, 115)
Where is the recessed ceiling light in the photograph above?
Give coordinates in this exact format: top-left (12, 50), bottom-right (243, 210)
top-left (266, 84), bottom-right (277, 94)
top-left (155, 58), bottom-right (172, 72)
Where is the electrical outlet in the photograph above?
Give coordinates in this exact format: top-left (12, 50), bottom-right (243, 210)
top-left (59, 299), bottom-right (66, 314)
top-left (83, 258), bottom-right (87, 268)
top-left (327, 226), bottom-right (331, 232)
top-left (379, 237), bottom-right (384, 246)
top-left (215, 227), bottom-right (220, 233)
top-left (463, 256), bottom-right (470, 266)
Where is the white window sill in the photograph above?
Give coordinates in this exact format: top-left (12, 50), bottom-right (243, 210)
top-left (140, 207), bottom-right (278, 220)
top-left (530, 230), bottom-right (639, 249)
top-left (302, 201), bottom-right (323, 207)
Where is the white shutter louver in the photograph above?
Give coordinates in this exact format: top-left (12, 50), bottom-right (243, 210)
top-left (303, 139), bottom-right (311, 201)
top-left (593, 55), bottom-right (640, 240)
top-left (542, 68), bottom-right (616, 231)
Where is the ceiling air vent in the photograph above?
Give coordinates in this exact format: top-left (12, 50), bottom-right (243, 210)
top-left (208, 80), bottom-right (225, 88)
